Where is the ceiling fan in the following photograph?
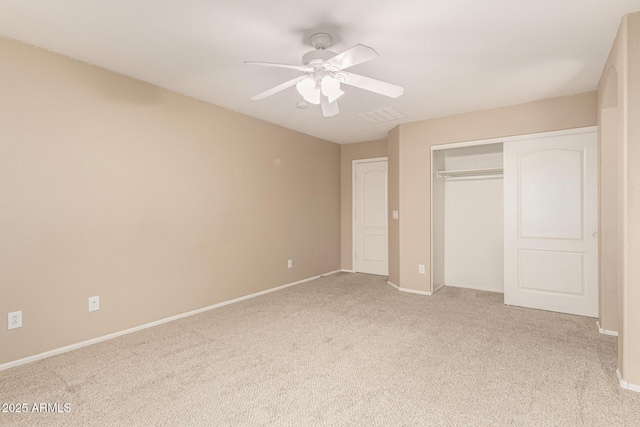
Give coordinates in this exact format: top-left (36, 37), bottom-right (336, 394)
top-left (246, 33), bottom-right (404, 117)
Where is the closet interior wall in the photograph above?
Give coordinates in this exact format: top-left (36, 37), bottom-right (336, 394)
top-left (431, 150), bottom-right (445, 292)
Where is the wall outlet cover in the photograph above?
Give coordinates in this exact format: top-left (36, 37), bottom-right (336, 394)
top-left (89, 296), bottom-right (100, 312)
top-left (8, 311), bottom-right (22, 330)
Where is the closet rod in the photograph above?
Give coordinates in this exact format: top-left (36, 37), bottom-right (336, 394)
top-left (436, 167), bottom-right (503, 179)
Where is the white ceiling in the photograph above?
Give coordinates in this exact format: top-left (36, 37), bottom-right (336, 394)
top-left (1, 1), bottom-right (639, 144)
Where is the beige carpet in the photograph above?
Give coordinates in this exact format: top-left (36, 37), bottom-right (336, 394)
top-left (1, 272), bottom-right (639, 426)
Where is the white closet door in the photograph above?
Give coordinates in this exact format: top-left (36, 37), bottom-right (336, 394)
top-left (504, 131), bottom-right (598, 317)
top-left (354, 160), bottom-right (388, 276)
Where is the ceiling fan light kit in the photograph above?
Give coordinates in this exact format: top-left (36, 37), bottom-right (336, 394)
top-left (296, 75), bottom-right (344, 105)
top-left (321, 76), bottom-right (344, 103)
top-left (246, 33), bottom-right (404, 118)
top-left (296, 78), bottom-right (320, 104)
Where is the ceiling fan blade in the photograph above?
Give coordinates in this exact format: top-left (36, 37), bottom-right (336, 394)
top-left (320, 95), bottom-right (339, 117)
top-left (339, 72), bottom-right (404, 98)
top-left (250, 75), bottom-right (308, 101)
top-left (323, 44), bottom-right (378, 71)
top-left (245, 61), bottom-right (313, 72)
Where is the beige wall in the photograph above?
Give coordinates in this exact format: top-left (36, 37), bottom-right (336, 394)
top-left (340, 139), bottom-right (387, 270)
top-left (0, 36), bottom-right (340, 365)
top-left (624, 11), bottom-right (640, 386)
top-left (394, 91), bottom-right (598, 293)
top-left (598, 20), bottom-right (623, 337)
top-left (599, 11), bottom-right (640, 387)
top-left (387, 128), bottom-right (400, 286)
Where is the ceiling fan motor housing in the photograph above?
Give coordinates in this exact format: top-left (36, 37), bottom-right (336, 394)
top-left (302, 49), bottom-right (336, 68)
top-left (302, 33), bottom-right (336, 68)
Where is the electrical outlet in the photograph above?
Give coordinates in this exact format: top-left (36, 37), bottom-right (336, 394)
top-left (419, 265), bottom-right (426, 275)
top-left (287, 259), bottom-right (293, 269)
top-left (89, 296), bottom-right (100, 312)
top-left (8, 311), bottom-right (22, 330)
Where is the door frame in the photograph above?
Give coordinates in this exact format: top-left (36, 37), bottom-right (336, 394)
top-left (429, 126), bottom-right (597, 293)
top-left (352, 157), bottom-right (388, 273)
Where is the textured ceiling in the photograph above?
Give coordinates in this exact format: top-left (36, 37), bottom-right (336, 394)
top-left (1, 0), bottom-right (639, 143)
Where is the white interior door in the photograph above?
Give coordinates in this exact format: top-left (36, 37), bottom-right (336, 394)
top-left (354, 160), bottom-right (388, 276)
top-left (504, 130), bottom-right (598, 317)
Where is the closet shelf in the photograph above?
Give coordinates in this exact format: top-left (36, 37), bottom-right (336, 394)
top-left (436, 167), bottom-right (503, 179)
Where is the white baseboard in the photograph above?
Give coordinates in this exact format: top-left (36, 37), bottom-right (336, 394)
top-left (446, 282), bottom-right (504, 294)
top-left (387, 281), bottom-right (400, 290)
top-left (617, 369), bottom-right (640, 392)
top-left (596, 320), bottom-right (619, 336)
top-left (399, 287), bottom-right (432, 296)
top-left (0, 269), bottom-right (342, 372)
top-left (432, 283), bottom-right (445, 293)
top-left (340, 269), bottom-right (356, 273)
top-left (387, 281), bottom-right (431, 296)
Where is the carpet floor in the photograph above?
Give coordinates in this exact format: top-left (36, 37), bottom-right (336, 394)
top-left (1, 272), bottom-right (639, 426)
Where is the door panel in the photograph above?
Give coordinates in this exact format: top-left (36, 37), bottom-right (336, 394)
top-left (363, 170), bottom-right (387, 228)
top-left (504, 131), bottom-right (598, 317)
top-left (355, 161), bottom-right (388, 276)
top-left (363, 235), bottom-right (387, 261)
top-left (518, 249), bottom-right (584, 295)
top-left (519, 149), bottom-right (584, 239)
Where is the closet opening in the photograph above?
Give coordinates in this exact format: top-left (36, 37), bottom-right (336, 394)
top-left (431, 142), bottom-right (504, 295)
top-left (430, 127), bottom-right (598, 317)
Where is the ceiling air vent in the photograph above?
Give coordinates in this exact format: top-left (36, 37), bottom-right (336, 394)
top-left (356, 106), bottom-right (406, 124)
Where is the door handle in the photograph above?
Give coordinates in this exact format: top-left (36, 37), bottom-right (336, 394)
top-left (593, 232), bottom-right (598, 238)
